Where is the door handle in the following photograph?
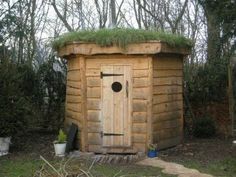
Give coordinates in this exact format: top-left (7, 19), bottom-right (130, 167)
top-left (126, 80), bottom-right (129, 98)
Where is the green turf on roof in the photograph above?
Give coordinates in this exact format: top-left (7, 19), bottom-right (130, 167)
top-left (52, 28), bottom-right (192, 50)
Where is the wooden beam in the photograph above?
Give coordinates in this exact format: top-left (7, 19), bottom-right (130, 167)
top-left (57, 41), bottom-right (190, 57)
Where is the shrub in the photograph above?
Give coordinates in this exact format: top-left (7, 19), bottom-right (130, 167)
top-left (193, 116), bottom-right (216, 138)
top-left (0, 62), bottom-right (32, 137)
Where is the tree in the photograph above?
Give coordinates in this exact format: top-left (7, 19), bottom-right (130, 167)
top-left (198, 0), bottom-right (236, 62)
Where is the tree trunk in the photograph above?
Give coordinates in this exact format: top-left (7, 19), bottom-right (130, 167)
top-left (206, 11), bottom-right (221, 62)
top-left (109, 0), bottom-right (116, 28)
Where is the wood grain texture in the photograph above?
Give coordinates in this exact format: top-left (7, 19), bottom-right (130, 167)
top-left (152, 100), bottom-right (183, 114)
top-left (79, 56), bottom-right (88, 151)
top-left (151, 55), bottom-right (184, 149)
top-left (153, 85), bottom-right (183, 95)
top-left (57, 41), bottom-right (190, 57)
top-left (153, 94), bottom-right (183, 105)
top-left (67, 70), bottom-right (81, 81)
top-left (86, 57), bottom-right (149, 69)
top-left (67, 57), bottom-right (80, 70)
top-left (133, 112), bottom-right (147, 123)
top-left (153, 69), bottom-right (183, 77)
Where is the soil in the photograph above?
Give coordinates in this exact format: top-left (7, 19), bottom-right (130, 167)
top-left (159, 137), bottom-right (236, 165)
top-left (9, 130), bottom-right (56, 159)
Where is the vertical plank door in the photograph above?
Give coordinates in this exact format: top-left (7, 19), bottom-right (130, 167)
top-left (101, 65), bottom-right (131, 147)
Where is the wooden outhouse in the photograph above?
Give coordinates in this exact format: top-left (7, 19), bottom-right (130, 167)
top-left (57, 40), bottom-right (190, 154)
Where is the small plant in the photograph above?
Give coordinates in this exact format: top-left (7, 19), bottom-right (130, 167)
top-left (193, 116), bottom-right (216, 138)
top-left (148, 143), bottom-right (157, 151)
top-left (54, 129), bottom-right (67, 144)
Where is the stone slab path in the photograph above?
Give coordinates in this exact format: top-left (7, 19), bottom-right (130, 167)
top-left (138, 158), bottom-right (213, 177)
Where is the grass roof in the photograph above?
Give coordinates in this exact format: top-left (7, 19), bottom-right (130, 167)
top-left (52, 28), bottom-right (192, 50)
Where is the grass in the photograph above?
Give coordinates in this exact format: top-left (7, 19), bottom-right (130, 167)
top-left (0, 156), bottom-right (43, 177)
top-left (182, 158), bottom-right (236, 177)
top-left (1, 156), bottom-right (235, 177)
top-left (0, 155), bottom-right (175, 177)
top-left (52, 28), bottom-right (192, 50)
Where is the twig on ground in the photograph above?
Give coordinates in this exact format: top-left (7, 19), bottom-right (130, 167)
top-left (40, 155), bottom-right (63, 177)
top-left (78, 168), bottom-right (90, 177)
top-left (113, 170), bottom-right (122, 177)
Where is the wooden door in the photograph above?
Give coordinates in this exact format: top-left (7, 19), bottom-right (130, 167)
top-left (101, 65), bottom-right (131, 147)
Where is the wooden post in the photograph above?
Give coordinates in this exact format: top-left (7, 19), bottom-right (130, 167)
top-left (79, 56), bottom-right (88, 151)
top-left (147, 57), bottom-right (153, 148)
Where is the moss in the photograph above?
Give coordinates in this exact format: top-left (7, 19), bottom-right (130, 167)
top-left (52, 28), bottom-right (192, 50)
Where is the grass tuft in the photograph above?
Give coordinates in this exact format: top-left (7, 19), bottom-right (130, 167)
top-left (52, 28), bottom-right (192, 50)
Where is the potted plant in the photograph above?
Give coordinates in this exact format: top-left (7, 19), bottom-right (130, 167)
top-left (147, 143), bottom-right (158, 158)
top-left (54, 129), bottom-right (67, 157)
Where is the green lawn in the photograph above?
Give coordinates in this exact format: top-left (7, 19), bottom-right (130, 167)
top-left (181, 158), bottom-right (236, 177)
top-left (0, 156), bottom-right (174, 177)
top-left (0, 156), bottom-right (42, 177)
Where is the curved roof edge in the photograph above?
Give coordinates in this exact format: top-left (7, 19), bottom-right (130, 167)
top-left (57, 41), bottom-right (191, 58)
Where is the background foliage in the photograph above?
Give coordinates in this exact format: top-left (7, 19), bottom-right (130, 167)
top-left (0, 0), bottom-right (235, 139)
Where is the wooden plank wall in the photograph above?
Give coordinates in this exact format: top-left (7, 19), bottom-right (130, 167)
top-left (85, 55), bottom-right (151, 153)
top-left (65, 56), bottom-right (84, 149)
top-left (152, 55), bottom-right (184, 149)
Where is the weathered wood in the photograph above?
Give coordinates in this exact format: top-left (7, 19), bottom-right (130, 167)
top-left (153, 85), bottom-right (182, 95)
top-left (66, 103), bottom-right (81, 112)
top-left (88, 133), bottom-right (102, 145)
top-left (132, 123), bottom-right (147, 133)
top-left (86, 69), bottom-right (100, 76)
top-left (67, 57), bottom-right (80, 70)
top-left (101, 65), bottom-right (132, 147)
top-left (133, 112), bottom-right (147, 123)
top-left (66, 95), bottom-right (81, 103)
top-left (67, 81), bottom-right (81, 89)
top-left (153, 77), bottom-right (182, 86)
top-left (147, 58), bottom-right (153, 145)
top-left (153, 127), bottom-right (182, 140)
top-left (87, 87), bottom-right (101, 98)
top-left (133, 143), bottom-right (146, 152)
top-left (61, 41), bottom-right (187, 153)
top-left (133, 100), bottom-right (147, 112)
top-left (133, 78), bottom-right (149, 87)
top-left (87, 122), bottom-right (102, 133)
top-left (153, 69), bottom-right (183, 77)
top-left (153, 57), bottom-right (183, 70)
top-left (152, 110), bottom-right (182, 123)
top-left (86, 57), bottom-right (149, 69)
top-left (133, 70), bottom-right (149, 78)
top-left (153, 100), bottom-right (183, 114)
top-left (152, 118), bottom-right (182, 130)
top-left (58, 41), bottom-right (190, 57)
top-left (153, 94), bottom-right (183, 104)
top-left (87, 110), bottom-right (101, 122)
top-left (66, 87), bottom-right (81, 96)
top-left (133, 88), bottom-right (149, 99)
top-left (88, 145), bottom-right (102, 153)
top-left (132, 134), bottom-right (146, 143)
top-left (66, 110), bottom-right (81, 121)
top-left (79, 56), bottom-right (88, 151)
top-left (156, 136), bottom-right (182, 149)
top-left (65, 117), bottom-right (79, 127)
top-left (67, 70), bottom-right (81, 81)
top-left (87, 99), bottom-right (101, 110)
top-left (87, 77), bottom-right (100, 87)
